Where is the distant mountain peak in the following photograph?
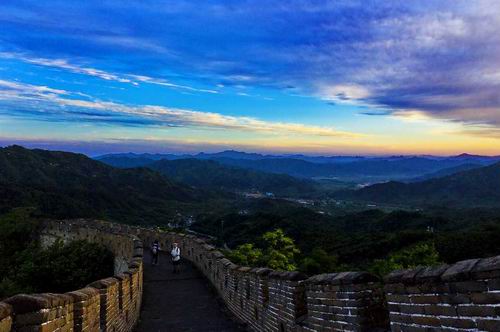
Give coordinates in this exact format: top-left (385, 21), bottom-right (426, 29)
top-left (455, 153), bottom-right (479, 158)
top-left (449, 153), bottom-right (500, 160)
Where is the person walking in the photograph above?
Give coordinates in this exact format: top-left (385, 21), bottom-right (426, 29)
top-left (151, 240), bottom-right (160, 265)
top-left (171, 242), bottom-right (181, 273)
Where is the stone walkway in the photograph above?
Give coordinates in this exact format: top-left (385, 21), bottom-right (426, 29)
top-left (135, 252), bottom-right (244, 332)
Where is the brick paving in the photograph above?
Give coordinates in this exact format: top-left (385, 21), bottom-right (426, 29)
top-left (135, 252), bottom-right (244, 332)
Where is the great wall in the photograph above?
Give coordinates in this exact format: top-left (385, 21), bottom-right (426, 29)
top-left (1, 219), bottom-right (500, 331)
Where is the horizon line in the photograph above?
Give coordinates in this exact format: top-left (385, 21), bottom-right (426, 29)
top-left (1, 141), bottom-right (499, 159)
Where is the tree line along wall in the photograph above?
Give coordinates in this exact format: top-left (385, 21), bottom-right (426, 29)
top-left (0, 219), bottom-right (144, 332)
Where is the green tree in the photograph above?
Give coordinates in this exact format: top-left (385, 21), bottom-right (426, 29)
top-left (224, 228), bottom-right (300, 271)
top-left (0, 208), bottom-right (115, 299)
top-left (368, 242), bottom-right (441, 278)
top-left (23, 239), bottom-right (114, 294)
top-left (225, 243), bottom-right (263, 266)
top-left (300, 247), bottom-right (339, 275)
top-left (261, 229), bottom-right (300, 271)
top-left (0, 207), bottom-right (38, 259)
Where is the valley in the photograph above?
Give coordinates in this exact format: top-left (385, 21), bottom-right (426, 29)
top-left (2, 145), bottom-right (500, 277)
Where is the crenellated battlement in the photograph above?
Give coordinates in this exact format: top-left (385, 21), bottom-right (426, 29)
top-left (2, 219), bottom-right (500, 331)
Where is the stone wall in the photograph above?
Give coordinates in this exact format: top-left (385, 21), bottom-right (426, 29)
top-left (134, 226), bottom-right (500, 332)
top-left (0, 220), bottom-right (143, 332)
top-left (0, 303), bottom-right (12, 332)
top-left (385, 257), bottom-right (500, 331)
top-left (133, 227), bottom-right (389, 332)
top-left (4, 219), bottom-right (500, 331)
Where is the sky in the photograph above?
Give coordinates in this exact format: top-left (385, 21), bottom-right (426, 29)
top-left (1, 0), bottom-right (500, 156)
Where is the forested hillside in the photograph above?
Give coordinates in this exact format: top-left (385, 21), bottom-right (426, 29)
top-left (336, 162), bottom-right (500, 207)
top-left (3, 145), bottom-right (500, 277)
top-left (147, 158), bottom-right (318, 196)
top-left (0, 146), bottom-right (196, 224)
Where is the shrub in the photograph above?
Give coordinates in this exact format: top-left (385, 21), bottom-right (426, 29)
top-left (0, 209), bottom-right (114, 299)
top-left (368, 242), bottom-right (441, 278)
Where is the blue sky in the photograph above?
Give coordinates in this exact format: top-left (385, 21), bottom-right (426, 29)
top-left (1, 1), bottom-right (500, 155)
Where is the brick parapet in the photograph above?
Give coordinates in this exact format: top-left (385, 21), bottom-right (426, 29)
top-left (384, 256), bottom-right (500, 331)
top-left (8, 219), bottom-right (500, 331)
top-left (0, 303), bottom-right (12, 332)
top-left (0, 219), bottom-right (143, 332)
top-left (133, 225), bottom-right (500, 331)
top-left (132, 226), bottom-right (388, 332)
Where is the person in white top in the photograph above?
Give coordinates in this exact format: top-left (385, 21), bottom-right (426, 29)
top-left (171, 242), bottom-right (181, 273)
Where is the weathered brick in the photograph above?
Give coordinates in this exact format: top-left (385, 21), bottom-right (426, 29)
top-left (457, 305), bottom-right (496, 317)
top-left (486, 278), bottom-right (500, 290)
top-left (470, 292), bottom-right (500, 304)
top-left (423, 304), bottom-right (457, 316)
top-left (440, 317), bottom-right (477, 329)
top-left (447, 294), bottom-right (471, 305)
top-left (399, 304), bottom-right (425, 315)
top-left (477, 319), bottom-right (500, 331)
top-left (449, 280), bottom-right (487, 293)
top-left (0, 303), bottom-right (12, 321)
top-left (410, 294), bottom-right (442, 304)
top-left (411, 315), bottom-right (440, 327)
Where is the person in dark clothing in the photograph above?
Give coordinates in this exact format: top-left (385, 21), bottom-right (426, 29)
top-left (151, 240), bottom-right (160, 265)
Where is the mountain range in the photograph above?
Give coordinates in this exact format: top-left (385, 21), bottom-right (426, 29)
top-left (96, 149), bottom-right (500, 209)
top-left (2, 145), bottom-right (500, 223)
top-left (97, 150), bottom-right (500, 163)
top-left (406, 163), bottom-right (481, 182)
top-left (147, 158), bottom-right (318, 196)
top-left (336, 161), bottom-right (500, 208)
top-left (98, 155), bottom-right (319, 196)
top-left (96, 150), bottom-right (500, 183)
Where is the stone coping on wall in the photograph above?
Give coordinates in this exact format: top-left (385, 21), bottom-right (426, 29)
top-left (384, 255), bottom-right (500, 331)
top-left (305, 271), bottom-right (380, 285)
top-left (0, 219), bottom-right (144, 332)
top-left (0, 303), bottom-right (11, 321)
top-left (132, 223), bottom-right (389, 331)
top-left (138, 223), bottom-right (500, 332)
top-left (5, 219), bottom-right (500, 332)
top-left (384, 255), bottom-right (500, 285)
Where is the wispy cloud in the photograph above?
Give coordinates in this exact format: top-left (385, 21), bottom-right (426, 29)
top-left (128, 74), bottom-right (218, 94)
top-left (2, 0), bottom-right (500, 141)
top-left (0, 52), bottom-right (134, 84)
top-left (459, 125), bottom-right (500, 139)
top-left (0, 52), bottom-right (218, 93)
top-left (0, 79), bottom-right (359, 138)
